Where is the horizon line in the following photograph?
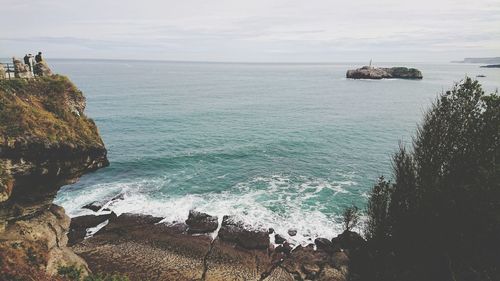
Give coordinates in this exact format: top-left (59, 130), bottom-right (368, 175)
top-left (0, 56), bottom-right (471, 65)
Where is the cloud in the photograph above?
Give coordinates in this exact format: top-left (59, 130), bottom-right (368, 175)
top-left (1, 0), bottom-right (499, 62)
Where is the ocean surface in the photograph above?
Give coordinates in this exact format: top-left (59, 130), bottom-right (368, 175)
top-left (52, 60), bottom-right (500, 244)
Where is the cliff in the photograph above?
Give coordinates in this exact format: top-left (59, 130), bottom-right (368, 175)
top-left (0, 74), bottom-right (108, 280)
top-left (346, 66), bottom-right (423, 80)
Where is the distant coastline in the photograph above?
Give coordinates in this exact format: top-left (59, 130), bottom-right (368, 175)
top-left (452, 57), bottom-right (500, 64)
top-left (480, 64), bottom-right (500, 68)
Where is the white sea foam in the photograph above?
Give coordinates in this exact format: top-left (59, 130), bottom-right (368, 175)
top-left (58, 174), bottom-right (359, 245)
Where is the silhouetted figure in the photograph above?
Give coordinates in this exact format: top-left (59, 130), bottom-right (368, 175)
top-left (35, 52), bottom-right (43, 63)
top-left (24, 54), bottom-right (30, 65)
top-left (28, 54), bottom-right (34, 67)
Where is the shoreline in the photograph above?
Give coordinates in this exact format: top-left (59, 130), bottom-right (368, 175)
top-left (70, 211), bottom-right (365, 280)
top-left (67, 193), bottom-right (350, 247)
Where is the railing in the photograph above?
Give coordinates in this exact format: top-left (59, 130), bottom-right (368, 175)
top-left (0, 62), bottom-right (15, 80)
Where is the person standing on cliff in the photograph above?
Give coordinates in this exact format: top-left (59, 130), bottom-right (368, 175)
top-left (28, 54), bottom-right (34, 74)
top-left (35, 52), bottom-right (43, 63)
top-left (23, 54), bottom-right (31, 71)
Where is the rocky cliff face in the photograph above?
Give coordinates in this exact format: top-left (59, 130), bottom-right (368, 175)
top-left (0, 75), bottom-right (108, 279)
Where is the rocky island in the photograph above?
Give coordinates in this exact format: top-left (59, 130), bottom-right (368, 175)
top-left (346, 66), bottom-right (423, 80)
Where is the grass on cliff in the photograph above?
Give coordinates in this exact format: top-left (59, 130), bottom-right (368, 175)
top-left (58, 265), bottom-right (130, 281)
top-left (0, 76), bottom-right (104, 148)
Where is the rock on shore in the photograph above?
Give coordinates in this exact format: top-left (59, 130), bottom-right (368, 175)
top-left (70, 211), bottom-right (366, 281)
top-left (346, 66), bottom-right (423, 79)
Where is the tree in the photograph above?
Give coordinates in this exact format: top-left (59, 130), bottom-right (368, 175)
top-left (364, 78), bottom-right (500, 281)
top-left (364, 176), bottom-right (391, 243)
top-left (342, 204), bottom-right (360, 232)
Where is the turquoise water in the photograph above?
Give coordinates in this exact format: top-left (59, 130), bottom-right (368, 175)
top-left (53, 60), bottom-right (500, 243)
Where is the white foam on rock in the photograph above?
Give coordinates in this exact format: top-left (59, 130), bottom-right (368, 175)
top-left (58, 174), bottom-right (360, 245)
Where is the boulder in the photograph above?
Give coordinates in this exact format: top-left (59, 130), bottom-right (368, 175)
top-left (33, 61), bottom-right (53, 77)
top-left (280, 244), bottom-right (350, 281)
top-left (315, 237), bottom-right (339, 253)
top-left (275, 241), bottom-right (293, 254)
top-left (185, 210), bottom-right (218, 234)
top-left (68, 212), bottom-right (117, 246)
top-left (13, 58), bottom-right (33, 79)
top-left (288, 229), bottom-right (297, 236)
top-left (218, 215), bottom-right (269, 249)
top-left (275, 234), bottom-right (286, 244)
top-left (331, 230), bottom-right (366, 251)
top-left (346, 66), bottom-right (422, 80)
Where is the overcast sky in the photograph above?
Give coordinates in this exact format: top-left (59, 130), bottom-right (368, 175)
top-left (1, 0), bottom-right (499, 62)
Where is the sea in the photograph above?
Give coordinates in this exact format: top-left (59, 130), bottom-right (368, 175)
top-left (51, 60), bottom-right (500, 244)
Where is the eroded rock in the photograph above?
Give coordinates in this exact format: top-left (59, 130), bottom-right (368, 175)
top-left (185, 210), bottom-right (218, 234)
top-left (33, 61), bottom-right (53, 77)
top-left (13, 58), bottom-right (33, 79)
top-left (218, 215), bottom-right (269, 249)
top-left (0, 204), bottom-right (89, 276)
top-left (68, 212), bottom-right (117, 246)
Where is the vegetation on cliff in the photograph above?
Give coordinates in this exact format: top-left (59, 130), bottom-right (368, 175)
top-left (363, 78), bottom-right (500, 281)
top-left (0, 75), bottom-right (104, 149)
top-left (0, 75), bottom-right (109, 280)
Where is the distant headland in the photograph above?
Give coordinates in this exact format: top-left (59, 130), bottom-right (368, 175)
top-left (452, 57), bottom-right (500, 64)
top-left (480, 64), bottom-right (500, 68)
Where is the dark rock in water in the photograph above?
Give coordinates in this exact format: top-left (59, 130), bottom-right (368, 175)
top-left (331, 230), bottom-right (366, 250)
top-left (218, 215), bottom-right (269, 249)
top-left (346, 66), bottom-right (423, 79)
top-left (275, 234), bottom-right (287, 244)
top-left (268, 227), bottom-right (274, 234)
top-left (185, 210), bottom-right (218, 234)
top-left (288, 229), bottom-right (297, 236)
top-left (82, 193), bottom-right (125, 212)
top-left (82, 201), bottom-right (103, 212)
top-left (68, 212), bottom-right (117, 246)
top-left (111, 193), bottom-right (125, 201)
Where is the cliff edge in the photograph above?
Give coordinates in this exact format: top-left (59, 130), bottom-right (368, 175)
top-left (0, 74), bottom-right (108, 280)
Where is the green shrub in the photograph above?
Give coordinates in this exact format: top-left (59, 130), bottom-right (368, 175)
top-left (57, 265), bottom-right (82, 281)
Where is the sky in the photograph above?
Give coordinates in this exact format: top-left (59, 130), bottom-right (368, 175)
top-left (1, 0), bottom-right (499, 62)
